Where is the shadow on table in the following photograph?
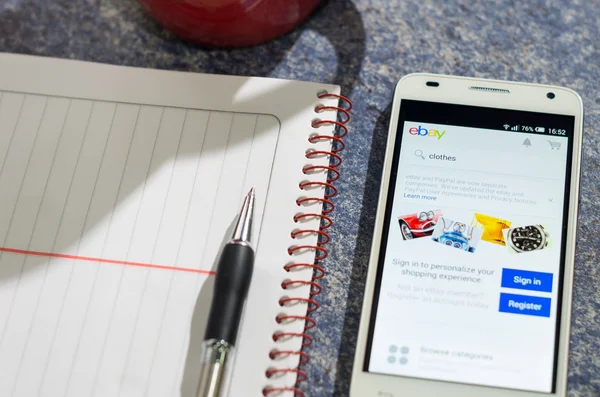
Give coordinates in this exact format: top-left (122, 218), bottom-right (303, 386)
top-left (333, 104), bottom-right (392, 397)
top-left (179, 218), bottom-right (236, 397)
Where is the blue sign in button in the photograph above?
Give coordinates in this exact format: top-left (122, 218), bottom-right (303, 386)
top-left (499, 293), bottom-right (551, 317)
top-left (501, 268), bottom-right (553, 292)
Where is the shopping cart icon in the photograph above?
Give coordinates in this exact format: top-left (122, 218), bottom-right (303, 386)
top-left (548, 141), bottom-right (561, 150)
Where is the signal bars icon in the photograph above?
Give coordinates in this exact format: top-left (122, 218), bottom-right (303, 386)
top-left (503, 124), bottom-right (520, 131)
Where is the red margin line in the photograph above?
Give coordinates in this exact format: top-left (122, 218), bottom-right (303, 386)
top-left (0, 247), bottom-right (215, 275)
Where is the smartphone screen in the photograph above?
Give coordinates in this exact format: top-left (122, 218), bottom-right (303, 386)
top-left (364, 100), bottom-right (576, 393)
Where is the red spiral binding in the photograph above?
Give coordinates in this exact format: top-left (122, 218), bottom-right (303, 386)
top-left (279, 296), bottom-right (320, 313)
top-left (287, 245), bottom-right (328, 261)
top-left (293, 213), bottom-right (333, 229)
top-left (269, 349), bottom-right (310, 365)
top-left (264, 91), bottom-right (351, 397)
top-left (308, 134), bottom-right (345, 152)
top-left (283, 263), bottom-right (325, 280)
top-left (305, 150), bottom-right (342, 168)
top-left (263, 386), bottom-right (305, 397)
top-left (272, 331), bottom-right (314, 347)
top-left (266, 368), bottom-right (308, 383)
top-left (276, 314), bottom-right (317, 330)
top-left (281, 280), bottom-right (323, 296)
top-left (296, 197), bottom-right (335, 214)
top-left (299, 181), bottom-right (338, 199)
top-left (302, 164), bottom-right (340, 183)
top-left (290, 229), bottom-right (330, 245)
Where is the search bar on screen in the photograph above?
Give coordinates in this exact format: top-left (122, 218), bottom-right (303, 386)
top-left (408, 148), bottom-right (561, 181)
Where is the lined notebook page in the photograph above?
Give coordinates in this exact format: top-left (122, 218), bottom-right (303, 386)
top-left (0, 92), bottom-right (279, 397)
top-left (0, 53), bottom-right (341, 397)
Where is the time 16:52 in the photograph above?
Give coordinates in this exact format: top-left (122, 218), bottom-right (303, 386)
top-left (548, 128), bottom-right (567, 135)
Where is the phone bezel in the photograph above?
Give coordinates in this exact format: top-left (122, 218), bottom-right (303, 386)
top-left (350, 74), bottom-right (583, 397)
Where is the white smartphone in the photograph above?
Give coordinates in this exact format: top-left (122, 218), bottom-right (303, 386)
top-left (350, 74), bottom-right (583, 397)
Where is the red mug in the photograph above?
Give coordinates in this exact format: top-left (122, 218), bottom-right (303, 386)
top-left (137, 0), bottom-right (322, 47)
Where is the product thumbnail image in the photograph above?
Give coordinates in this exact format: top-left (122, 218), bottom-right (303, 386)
top-left (471, 213), bottom-right (512, 246)
top-left (432, 217), bottom-right (483, 253)
top-left (398, 210), bottom-right (443, 240)
top-left (503, 224), bottom-right (551, 253)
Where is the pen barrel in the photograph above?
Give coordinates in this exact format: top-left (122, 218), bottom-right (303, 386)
top-left (204, 242), bottom-right (255, 344)
top-left (196, 340), bottom-right (235, 397)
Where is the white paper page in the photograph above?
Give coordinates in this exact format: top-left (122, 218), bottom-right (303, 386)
top-left (0, 53), bottom-right (341, 397)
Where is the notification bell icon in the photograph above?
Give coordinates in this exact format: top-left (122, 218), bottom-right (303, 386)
top-left (522, 138), bottom-right (532, 147)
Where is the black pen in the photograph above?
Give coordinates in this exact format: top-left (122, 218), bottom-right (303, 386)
top-left (196, 188), bottom-right (256, 397)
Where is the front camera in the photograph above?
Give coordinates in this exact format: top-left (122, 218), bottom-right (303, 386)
top-left (547, 92), bottom-right (556, 99)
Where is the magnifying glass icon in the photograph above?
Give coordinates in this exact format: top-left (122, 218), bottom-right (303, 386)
top-left (414, 149), bottom-right (425, 160)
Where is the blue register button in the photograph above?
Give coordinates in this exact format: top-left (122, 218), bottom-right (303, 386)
top-left (499, 293), bottom-right (551, 317)
top-left (501, 268), bottom-right (553, 292)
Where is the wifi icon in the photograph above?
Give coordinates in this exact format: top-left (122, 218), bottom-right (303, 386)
top-left (503, 124), bottom-right (510, 130)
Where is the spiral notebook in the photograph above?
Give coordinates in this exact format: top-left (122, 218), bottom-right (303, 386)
top-left (0, 53), bottom-right (350, 397)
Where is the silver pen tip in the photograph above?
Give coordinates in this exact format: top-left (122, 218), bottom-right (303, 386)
top-left (231, 188), bottom-right (255, 245)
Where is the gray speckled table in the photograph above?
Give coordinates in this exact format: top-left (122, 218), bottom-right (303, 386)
top-left (1, 0), bottom-right (599, 396)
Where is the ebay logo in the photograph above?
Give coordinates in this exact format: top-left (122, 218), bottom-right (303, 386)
top-left (408, 126), bottom-right (446, 140)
